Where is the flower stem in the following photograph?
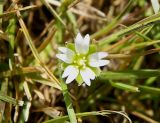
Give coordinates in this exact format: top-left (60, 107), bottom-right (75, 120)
top-left (61, 81), bottom-right (77, 123)
top-left (58, 64), bottom-right (77, 123)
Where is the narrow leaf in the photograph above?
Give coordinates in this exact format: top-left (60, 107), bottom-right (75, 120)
top-left (139, 85), bottom-right (160, 94)
top-left (100, 69), bottom-right (160, 80)
top-left (110, 82), bottom-right (139, 92)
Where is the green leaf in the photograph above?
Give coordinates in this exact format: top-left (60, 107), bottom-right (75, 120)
top-left (100, 69), bottom-right (160, 80)
top-left (76, 74), bottom-right (83, 86)
top-left (0, 93), bottom-right (23, 106)
top-left (66, 43), bottom-right (75, 51)
top-left (110, 81), bottom-right (139, 92)
top-left (88, 44), bottom-right (97, 54)
top-left (139, 85), bottom-right (160, 94)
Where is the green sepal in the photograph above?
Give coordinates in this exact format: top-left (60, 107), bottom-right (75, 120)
top-left (66, 43), bottom-right (75, 51)
top-left (88, 44), bottom-right (97, 54)
top-left (76, 74), bottom-right (84, 85)
top-left (91, 67), bottom-right (101, 76)
top-left (61, 62), bottom-right (68, 69)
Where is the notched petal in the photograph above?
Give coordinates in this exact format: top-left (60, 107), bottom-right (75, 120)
top-left (80, 67), bottom-right (95, 86)
top-left (75, 33), bottom-right (90, 54)
top-left (58, 47), bottom-right (73, 54)
top-left (56, 54), bottom-right (73, 63)
top-left (89, 52), bottom-right (108, 60)
top-left (75, 33), bottom-right (83, 43)
top-left (82, 34), bottom-right (90, 54)
top-left (62, 65), bottom-right (79, 84)
top-left (97, 52), bottom-right (108, 59)
top-left (75, 33), bottom-right (83, 51)
top-left (62, 65), bottom-right (73, 78)
top-left (56, 47), bottom-right (75, 63)
top-left (83, 34), bottom-right (90, 47)
top-left (89, 52), bottom-right (109, 67)
top-left (89, 60), bottom-right (110, 67)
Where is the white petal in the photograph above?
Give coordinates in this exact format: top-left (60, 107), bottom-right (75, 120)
top-left (56, 47), bottom-right (75, 64)
top-left (64, 66), bottom-right (79, 84)
top-left (75, 33), bottom-right (90, 54)
top-left (58, 47), bottom-right (75, 61)
top-left (89, 52), bottom-right (108, 60)
top-left (80, 67), bottom-right (95, 86)
top-left (58, 47), bottom-right (74, 54)
top-left (75, 33), bottom-right (83, 53)
top-left (56, 54), bottom-right (73, 63)
top-left (86, 67), bottom-right (95, 80)
top-left (89, 60), bottom-right (110, 67)
top-left (83, 34), bottom-right (90, 53)
top-left (62, 65), bottom-right (72, 78)
top-left (89, 52), bottom-right (109, 67)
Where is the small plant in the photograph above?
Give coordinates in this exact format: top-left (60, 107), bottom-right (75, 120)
top-left (0, 0), bottom-right (160, 123)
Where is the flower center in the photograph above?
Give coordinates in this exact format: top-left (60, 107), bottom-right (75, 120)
top-left (73, 55), bottom-right (87, 68)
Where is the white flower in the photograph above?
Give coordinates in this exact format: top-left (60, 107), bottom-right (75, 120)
top-left (56, 33), bottom-right (110, 86)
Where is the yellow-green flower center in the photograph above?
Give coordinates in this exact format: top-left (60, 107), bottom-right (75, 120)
top-left (73, 54), bottom-right (87, 69)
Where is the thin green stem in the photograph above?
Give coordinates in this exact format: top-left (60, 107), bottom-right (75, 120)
top-left (61, 81), bottom-right (77, 123)
top-left (58, 63), bottom-right (77, 123)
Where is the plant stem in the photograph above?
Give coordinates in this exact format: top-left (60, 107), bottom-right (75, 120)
top-left (58, 65), bottom-right (77, 123)
top-left (61, 81), bottom-right (77, 123)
